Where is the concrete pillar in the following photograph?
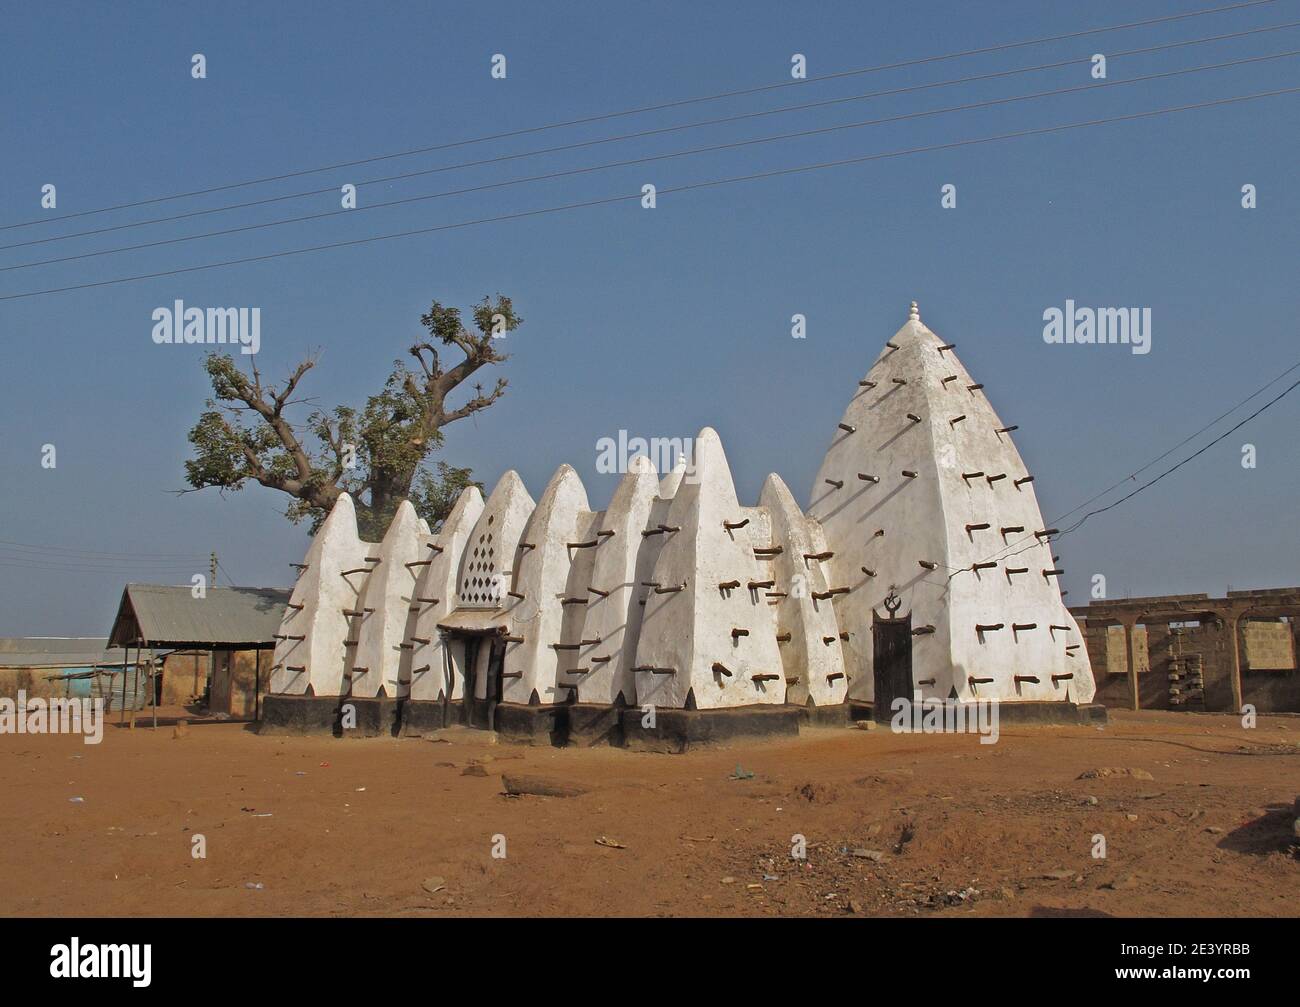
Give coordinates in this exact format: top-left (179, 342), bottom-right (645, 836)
top-left (1226, 611), bottom-right (1243, 713)
top-left (1122, 617), bottom-right (1140, 711)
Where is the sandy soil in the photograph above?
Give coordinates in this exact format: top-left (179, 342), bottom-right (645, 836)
top-left (1, 708), bottom-right (1295, 917)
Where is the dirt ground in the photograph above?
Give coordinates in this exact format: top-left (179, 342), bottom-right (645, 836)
top-left (1, 707), bottom-right (1296, 917)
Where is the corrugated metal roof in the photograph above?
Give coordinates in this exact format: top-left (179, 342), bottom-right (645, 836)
top-left (0, 638), bottom-right (152, 669)
top-left (108, 584), bottom-right (290, 648)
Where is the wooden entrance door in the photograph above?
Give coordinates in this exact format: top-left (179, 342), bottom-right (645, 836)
top-left (872, 614), bottom-right (913, 722)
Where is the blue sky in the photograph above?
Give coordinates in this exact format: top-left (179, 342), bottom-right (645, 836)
top-left (1, 0), bottom-right (1297, 634)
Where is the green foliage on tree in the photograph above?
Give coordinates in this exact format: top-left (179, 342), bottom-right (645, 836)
top-left (184, 295), bottom-right (520, 539)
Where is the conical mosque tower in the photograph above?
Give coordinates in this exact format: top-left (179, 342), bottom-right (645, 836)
top-left (807, 302), bottom-right (1093, 706)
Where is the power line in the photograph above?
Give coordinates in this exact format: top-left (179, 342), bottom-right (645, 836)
top-left (1057, 378), bottom-right (1300, 534)
top-left (2, 84), bottom-right (1295, 303)
top-left (0, 0), bottom-right (1276, 232)
top-left (0, 538), bottom-right (206, 561)
top-left (7, 19), bottom-right (1295, 255)
top-left (1052, 360), bottom-right (1300, 526)
top-left (0, 559), bottom-right (205, 574)
top-left (215, 558), bottom-right (240, 588)
top-left (7, 46), bottom-right (1296, 274)
top-left (958, 359), bottom-right (1300, 574)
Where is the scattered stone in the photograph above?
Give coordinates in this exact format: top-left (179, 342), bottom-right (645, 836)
top-left (461, 764), bottom-right (489, 777)
top-left (421, 876), bottom-right (446, 895)
top-left (502, 774), bottom-right (589, 798)
top-left (1082, 795), bottom-right (1098, 806)
top-left (794, 782), bottom-right (837, 803)
top-left (848, 898), bottom-right (866, 913)
top-left (730, 765), bottom-right (755, 781)
top-left (720, 876), bottom-right (736, 885)
top-left (856, 721), bottom-right (877, 731)
top-left (1101, 874), bottom-right (1140, 891)
top-left (594, 836), bottom-right (625, 849)
top-left (1042, 869), bottom-right (1073, 881)
top-left (1125, 814), bottom-right (1138, 822)
top-left (1077, 768), bottom-right (1154, 781)
top-left (1205, 825), bottom-right (1224, 834)
top-left (1000, 887), bottom-right (1015, 900)
top-left (851, 848), bottom-right (887, 862)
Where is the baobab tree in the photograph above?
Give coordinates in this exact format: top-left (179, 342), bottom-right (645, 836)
top-left (184, 295), bottom-right (520, 539)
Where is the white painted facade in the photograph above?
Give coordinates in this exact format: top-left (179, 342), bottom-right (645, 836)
top-left (270, 304), bottom-right (1095, 711)
top-left (807, 303), bottom-right (1093, 704)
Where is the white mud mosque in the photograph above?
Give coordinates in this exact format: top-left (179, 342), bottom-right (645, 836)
top-left (262, 303), bottom-right (1101, 746)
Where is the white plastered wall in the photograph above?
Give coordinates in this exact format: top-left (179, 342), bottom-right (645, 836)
top-left (634, 427), bottom-right (786, 709)
top-left (500, 465), bottom-right (588, 705)
top-left (406, 486), bottom-right (484, 701)
top-left (759, 474), bottom-right (849, 707)
top-left (573, 455), bottom-right (659, 706)
top-left (270, 493), bottom-right (373, 697)
top-left (808, 307), bottom-right (1094, 704)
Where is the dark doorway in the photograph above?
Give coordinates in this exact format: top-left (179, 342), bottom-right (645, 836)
top-left (464, 633), bottom-right (506, 730)
top-left (872, 612), bottom-right (913, 722)
top-left (483, 637), bottom-right (505, 731)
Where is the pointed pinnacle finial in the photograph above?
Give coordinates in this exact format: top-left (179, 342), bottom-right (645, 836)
top-left (908, 300), bottom-right (920, 322)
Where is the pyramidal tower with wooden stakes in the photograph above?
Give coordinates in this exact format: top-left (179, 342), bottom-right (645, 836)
top-left (807, 301), bottom-right (1094, 713)
top-left (262, 302), bottom-right (1100, 746)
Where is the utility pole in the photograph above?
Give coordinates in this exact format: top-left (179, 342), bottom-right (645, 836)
top-left (210, 551), bottom-right (218, 586)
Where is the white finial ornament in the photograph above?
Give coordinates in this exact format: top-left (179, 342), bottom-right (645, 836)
top-left (908, 300), bottom-right (920, 321)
